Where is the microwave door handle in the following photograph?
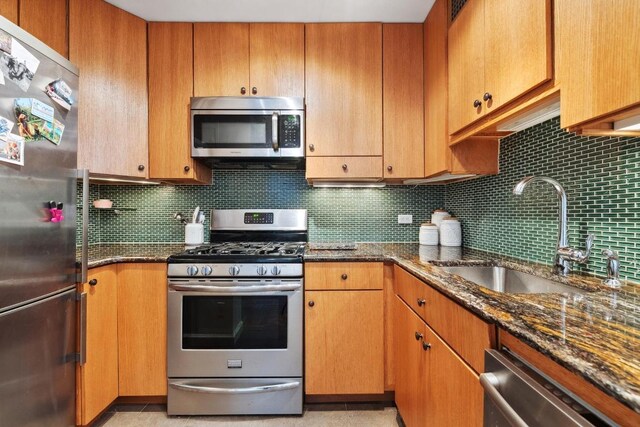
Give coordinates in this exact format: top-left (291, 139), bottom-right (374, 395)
top-left (272, 112), bottom-right (279, 151)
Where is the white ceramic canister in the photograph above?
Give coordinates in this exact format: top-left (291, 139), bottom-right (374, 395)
top-left (419, 223), bottom-right (439, 245)
top-left (440, 217), bottom-right (462, 247)
top-left (185, 223), bottom-right (204, 246)
top-left (430, 209), bottom-right (450, 228)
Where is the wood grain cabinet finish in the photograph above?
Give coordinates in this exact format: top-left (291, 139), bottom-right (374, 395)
top-left (557, 0), bottom-right (640, 132)
top-left (305, 23), bottom-right (383, 159)
top-left (305, 262), bottom-right (384, 290)
top-left (19, 0), bottom-right (67, 57)
top-left (394, 296), bottom-right (483, 427)
top-left (194, 23), bottom-right (304, 97)
top-left (305, 290), bottom-right (384, 395)
top-left (148, 22), bottom-right (211, 184)
top-left (117, 263), bottom-right (168, 396)
top-left (77, 266), bottom-right (119, 426)
top-left (382, 24), bottom-right (424, 179)
top-left (69, 0), bottom-right (148, 179)
top-left (448, 0), bottom-right (552, 134)
top-left (305, 156), bottom-right (383, 181)
top-left (0, 0), bottom-right (17, 23)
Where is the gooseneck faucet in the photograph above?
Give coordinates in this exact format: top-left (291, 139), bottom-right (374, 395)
top-left (513, 176), bottom-right (594, 276)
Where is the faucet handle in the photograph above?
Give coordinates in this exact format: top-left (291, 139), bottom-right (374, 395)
top-left (602, 248), bottom-right (618, 259)
top-left (584, 234), bottom-right (595, 257)
top-left (601, 248), bottom-right (621, 288)
top-left (558, 234), bottom-right (595, 265)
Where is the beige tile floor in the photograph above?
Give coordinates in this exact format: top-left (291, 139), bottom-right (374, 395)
top-left (98, 404), bottom-right (401, 427)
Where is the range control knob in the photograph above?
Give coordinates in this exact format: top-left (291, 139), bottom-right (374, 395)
top-left (271, 266), bottom-right (282, 276)
top-left (186, 265), bottom-right (199, 276)
top-left (202, 265), bottom-right (213, 276)
top-left (229, 266), bottom-right (241, 276)
top-left (257, 265), bottom-right (268, 276)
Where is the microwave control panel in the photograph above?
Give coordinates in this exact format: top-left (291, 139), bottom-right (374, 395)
top-left (279, 115), bottom-right (301, 148)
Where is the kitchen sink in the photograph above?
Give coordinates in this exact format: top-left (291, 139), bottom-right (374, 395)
top-left (438, 265), bottom-right (586, 295)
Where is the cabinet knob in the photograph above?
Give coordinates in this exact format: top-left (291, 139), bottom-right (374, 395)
top-left (138, 164), bottom-right (145, 171)
top-left (341, 273), bottom-right (348, 280)
top-left (387, 165), bottom-right (393, 172)
top-left (184, 165), bottom-right (191, 172)
top-left (89, 279), bottom-right (98, 286)
top-left (414, 331), bottom-right (423, 341)
top-left (309, 144), bottom-right (315, 152)
top-left (252, 87), bottom-right (258, 95)
top-left (342, 164), bottom-right (348, 171)
top-left (308, 300), bottom-right (315, 307)
top-left (473, 99), bottom-right (482, 108)
top-left (240, 87), bottom-right (246, 95)
top-left (422, 341), bottom-right (432, 351)
top-left (483, 92), bottom-right (492, 102)
top-left (417, 298), bottom-right (426, 307)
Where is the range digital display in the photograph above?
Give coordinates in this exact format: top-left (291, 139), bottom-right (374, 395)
top-left (244, 212), bottom-right (274, 224)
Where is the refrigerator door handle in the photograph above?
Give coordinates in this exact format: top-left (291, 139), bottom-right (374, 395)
top-left (77, 169), bottom-right (89, 284)
top-left (77, 292), bottom-right (87, 365)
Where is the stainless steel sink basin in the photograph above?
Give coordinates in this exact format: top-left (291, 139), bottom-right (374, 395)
top-left (438, 265), bottom-right (586, 294)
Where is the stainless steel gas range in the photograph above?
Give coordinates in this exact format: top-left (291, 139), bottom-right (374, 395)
top-left (166, 209), bottom-right (306, 416)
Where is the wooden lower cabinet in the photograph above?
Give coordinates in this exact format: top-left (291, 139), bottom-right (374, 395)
top-left (77, 265), bottom-right (119, 426)
top-left (117, 263), bottom-right (168, 396)
top-left (394, 296), bottom-right (483, 426)
top-left (305, 290), bottom-right (384, 395)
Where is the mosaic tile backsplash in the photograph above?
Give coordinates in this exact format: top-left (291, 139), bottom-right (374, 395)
top-left (446, 117), bottom-right (639, 282)
top-left (80, 173), bottom-right (444, 244)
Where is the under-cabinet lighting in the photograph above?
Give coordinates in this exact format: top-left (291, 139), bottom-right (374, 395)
top-left (312, 182), bottom-right (387, 188)
top-left (88, 177), bottom-right (161, 185)
top-left (613, 114), bottom-right (640, 131)
top-left (403, 173), bottom-right (477, 185)
top-left (497, 100), bottom-right (561, 132)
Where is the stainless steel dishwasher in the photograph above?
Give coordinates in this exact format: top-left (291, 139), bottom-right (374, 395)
top-left (481, 350), bottom-right (615, 427)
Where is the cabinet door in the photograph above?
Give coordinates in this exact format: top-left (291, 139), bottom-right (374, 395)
top-left (305, 23), bottom-right (382, 157)
top-left (19, 0), bottom-right (68, 57)
top-left (194, 23), bottom-right (249, 96)
top-left (0, 0), bottom-right (17, 23)
top-left (383, 24), bottom-right (424, 179)
top-left (249, 23), bottom-right (304, 97)
top-left (79, 266), bottom-right (118, 425)
top-left (448, 0), bottom-right (486, 134)
top-left (305, 290), bottom-right (384, 395)
top-left (148, 22), bottom-right (211, 183)
top-left (394, 296), bottom-right (427, 427)
top-left (483, 0), bottom-right (552, 113)
top-left (558, 0), bottom-right (640, 129)
top-left (425, 325), bottom-right (483, 427)
top-left (70, 0), bottom-right (148, 178)
top-left (117, 263), bottom-right (167, 396)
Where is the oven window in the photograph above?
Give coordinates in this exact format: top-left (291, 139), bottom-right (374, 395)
top-left (182, 296), bottom-right (288, 349)
top-left (193, 115), bottom-right (271, 148)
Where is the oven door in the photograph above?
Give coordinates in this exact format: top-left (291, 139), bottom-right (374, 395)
top-left (167, 279), bottom-right (303, 378)
top-left (191, 110), bottom-right (304, 159)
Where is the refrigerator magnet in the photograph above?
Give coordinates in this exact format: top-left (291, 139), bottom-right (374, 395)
top-left (44, 79), bottom-right (72, 111)
top-left (0, 133), bottom-right (25, 166)
top-left (0, 115), bottom-right (15, 141)
top-left (0, 37), bottom-right (40, 92)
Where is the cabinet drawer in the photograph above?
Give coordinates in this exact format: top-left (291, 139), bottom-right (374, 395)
top-left (305, 262), bottom-right (383, 290)
top-left (394, 265), bottom-right (495, 373)
top-left (305, 157), bottom-right (382, 180)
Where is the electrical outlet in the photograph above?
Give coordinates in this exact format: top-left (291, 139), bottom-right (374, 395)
top-left (398, 214), bottom-right (413, 224)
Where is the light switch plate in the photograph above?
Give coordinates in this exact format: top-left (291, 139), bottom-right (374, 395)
top-left (398, 214), bottom-right (413, 224)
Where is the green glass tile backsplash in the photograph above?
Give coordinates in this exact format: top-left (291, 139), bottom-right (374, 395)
top-left (446, 117), bottom-right (639, 282)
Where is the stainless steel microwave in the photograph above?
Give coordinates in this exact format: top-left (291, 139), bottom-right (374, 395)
top-left (191, 97), bottom-right (305, 168)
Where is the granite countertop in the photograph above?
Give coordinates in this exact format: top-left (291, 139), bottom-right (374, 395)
top-left (81, 242), bottom-right (640, 413)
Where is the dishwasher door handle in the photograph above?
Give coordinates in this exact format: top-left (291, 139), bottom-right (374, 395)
top-left (480, 373), bottom-right (529, 427)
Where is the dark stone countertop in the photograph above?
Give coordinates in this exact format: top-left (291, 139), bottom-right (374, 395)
top-left (81, 242), bottom-right (640, 413)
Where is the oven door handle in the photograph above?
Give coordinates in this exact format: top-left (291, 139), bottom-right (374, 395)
top-left (168, 283), bottom-right (302, 293)
top-left (169, 381), bottom-right (300, 395)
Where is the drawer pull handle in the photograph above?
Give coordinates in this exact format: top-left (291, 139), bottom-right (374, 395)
top-left (341, 273), bottom-right (348, 280)
top-left (308, 300), bottom-right (315, 307)
top-left (422, 341), bottom-right (432, 351)
top-left (417, 298), bottom-right (426, 306)
top-left (89, 279), bottom-right (98, 286)
top-left (414, 331), bottom-right (423, 341)
top-left (240, 87), bottom-right (246, 95)
top-left (342, 164), bottom-right (348, 171)
top-left (483, 92), bottom-right (492, 102)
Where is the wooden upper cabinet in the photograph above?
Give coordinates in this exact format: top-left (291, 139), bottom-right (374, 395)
top-left (383, 24), bottom-right (424, 179)
top-left (557, 0), bottom-right (640, 132)
top-left (305, 23), bottom-right (383, 157)
top-left (19, 0), bottom-right (68, 57)
top-left (448, 0), bottom-right (552, 134)
top-left (194, 23), bottom-right (302, 97)
top-left (0, 0), bottom-right (17, 23)
top-left (148, 22), bottom-right (210, 184)
top-left (249, 23), bottom-right (304, 97)
top-left (70, 0), bottom-right (148, 179)
top-left (194, 23), bottom-right (250, 97)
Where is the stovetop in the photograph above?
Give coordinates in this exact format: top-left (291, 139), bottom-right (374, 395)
top-left (168, 241), bottom-right (306, 264)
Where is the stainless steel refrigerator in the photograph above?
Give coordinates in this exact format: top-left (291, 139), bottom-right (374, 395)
top-left (0, 16), bottom-right (81, 427)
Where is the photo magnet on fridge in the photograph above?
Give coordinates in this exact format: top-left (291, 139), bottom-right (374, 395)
top-left (0, 37), bottom-right (40, 92)
top-left (44, 79), bottom-right (73, 110)
top-left (0, 133), bottom-right (25, 166)
top-left (0, 115), bottom-right (15, 141)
